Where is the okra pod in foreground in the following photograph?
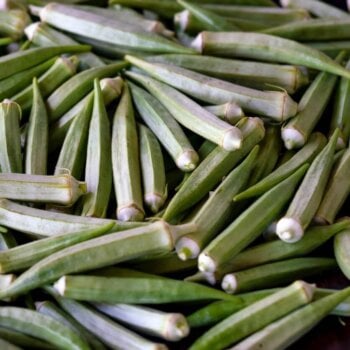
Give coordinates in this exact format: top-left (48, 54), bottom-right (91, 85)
top-left (334, 229), bottom-right (350, 280)
top-left (189, 281), bottom-right (314, 350)
top-left (191, 32), bottom-right (350, 79)
top-left (198, 164), bottom-right (308, 273)
top-left (126, 55), bottom-right (298, 121)
top-left (230, 286), bottom-right (350, 350)
top-left (0, 221), bottom-right (195, 298)
top-left (276, 129), bottom-right (339, 243)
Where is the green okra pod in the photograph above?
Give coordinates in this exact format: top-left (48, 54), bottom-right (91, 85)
top-left (0, 99), bottom-right (22, 173)
top-left (126, 55), bottom-right (298, 121)
top-left (163, 117), bottom-right (265, 221)
top-left (198, 165), bottom-right (308, 273)
top-left (0, 9), bottom-right (30, 39)
top-left (25, 78), bottom-right (48, 175)
top-left (191, 32), bottom-right (350, 79)
top-left (0, 37), bottom-right (13, 46)
top-left (276, 129), bottom-right (339, 243)
top-left (129, 82), bottom-right (199, 172)
top-left (127, 71), bottom-right (243, 151)
top-left (112, 84), bottom-right (144, 221)
top-left (204, 103), bottom-right (244, 125)
top-left (0, 231), bottom-right (17, 251)
top-left (81, 79), bottom-right (112, 218)
top-left (147, 54), bottom-right (309, 94)
top-left (307, 40), bottom-right (350, 58)
top-left (190, 281), bottom-right (314, 350)
top-left (139, 124), bottom-right (167, 214)
top-left (334, 229), bottom-right (350, 280)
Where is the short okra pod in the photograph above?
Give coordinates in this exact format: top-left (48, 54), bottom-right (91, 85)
top-left (94, 303), bottom-right (189, 341)
top-left (147, 54), bottom-right (309, 94)
top-left (129, 82), bottom-right (199, 172)
top-left (0, 307), bottom-right (89, 350)
top-left (334, 229), bottom-right (350, 280)
top-left (276, 129), bottom-right (339, 243)
top-left (231, 286), bottom-right (350, 350)
top-left (127, 71), bottom-right (243, 151)
top-left (112, 84), bottom-right (144, 222)
top-left (234, 132), bottom-right (327, 201)
top-left (191, 32), bottom-right (350, 79)
top-left (204, 102), bottom-right (244, 125)
top-left (25, 78), bottom-right (48, 175)
top-left (189, 281), bottom-right (315, 350)
top-left (163, 117), bottom-right (265, 221)
top-left (126, 55), bottom-right (298, 122)
top-left (198, 164), bottom-right (308, 273)
top-left (222, 257), bottom-right (337, 294)
top-left (282, 51), bottom-right (345, 149)
top-left (139, 124), bottom-right (167, 214)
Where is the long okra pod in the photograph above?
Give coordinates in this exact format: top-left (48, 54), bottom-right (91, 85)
top-left (25, 78), bottom-right (48, 175)
top-left (204, 103), bottom-right (244, 125)
top-left (163, 117), bottom-right (265, 221)
top-left (127, 71), bottom-right (243, 151)
top-left (129, 82), bottom-right (199, 172)
top-left (198, 165), bottom-right (308, 273)
top-left (334, 229), bottom-right (350, 280)
top-left (112, 84), bottom-right (144, 221)
top-left (276, 129), bottom-right (339, 243)
top-left (126, 56), bottom-right (298, 121)
top-left (190, 281), bottom-right (314, 350)
top-left (191, 32), bottom-right (350, 79)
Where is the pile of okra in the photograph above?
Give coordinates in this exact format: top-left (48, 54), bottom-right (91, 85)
top-left (1, 0), bottom-right (350, 349)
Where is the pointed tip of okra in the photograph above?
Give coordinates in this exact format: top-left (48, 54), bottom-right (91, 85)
top-left (222, 127), bottom-right (243, 151)
top-left (165, 314), bottom-right (190, 341)
top-left (198, 253), bottom-right (217, 273)
top-left (276, 217), bottom-right (304, 243)
top-left (191, 33), bottom-right (203, 53)
top-left (24, 22), bottom-right (40, 41)
top-left (53, 276), bottom-right (66, 296)
top-left (176, 149), bottom-right (199, 172)
top-left (221, 274), bottom-right (238, 294)
top-left (175, 237), bottom-right (200, 261)
top-left (282, 127), bottom-right (306, 150)
top-left (117, 205), bottom-right (145, 222)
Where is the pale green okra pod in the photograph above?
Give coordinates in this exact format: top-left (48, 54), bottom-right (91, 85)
top-left (334, 229), bottom-right (350, 280)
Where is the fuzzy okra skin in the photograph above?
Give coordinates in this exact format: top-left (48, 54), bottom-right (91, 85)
top-left (126, 55), bottom-right (298, 121)
top-left (127, 71), bottom-right (243, 151)
top-left (0, 221), bottom-right (195, 299)
top-left (191, 32), bottom-right (350, 79)
top-left (276, 129), bottom-right (339, 243)
top-left (198, 165), bottom-right (308, 274)
top-left (163, 117), bottom-right (265, 222)
top-left (112, 84), bottom-right (145, 222)
top-left (190, 281), bottom-right (314, 350)
top-left (334, 229), bottom-right (350, 280)
top-left (0, 307), bottom-right (89, 350)
top-left (129, 82), bottom-right (199, 172)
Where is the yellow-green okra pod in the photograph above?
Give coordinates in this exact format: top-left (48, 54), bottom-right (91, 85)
top-left (276, 129), bottom-right (339, 243)
top-left (112, 84), bottom-right (144, 222)
top-left (334, 229), bottom-right (350, 280)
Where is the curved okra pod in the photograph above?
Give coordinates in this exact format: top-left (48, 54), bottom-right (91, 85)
top-left (129, 82), bottom-right (199, 172)
top-left (93, 303), bottom-right (189, 341)
top-left (189, 281), bottom-right (315, 350)
top-left (163, 117), bottom-right (265, 221)
top-left (198, 165), bottom-right (308, 273)
top-left (0, 222), bottom-right (113, 273)
top-left (0, 307), bottom-right (89, 350)
top-left (230, 286), bottom-right (350, 350)
top-left (191, 32), bottom-right (350, 79)
top-left (222, 257), bottom-right (337, 294)
top-left (282, 52), bottom-right (345, 149)
top-left (276, 129), bottom-right (339, 243)
top-left (112, 84), bottom-right (144, 222)
top-left (126, 55), bottom-right (298, 121)
top-left (0, 221), bottom-right (195, 299)
top-left (315, 148), bottom-right (350, 224)
top-left (126, 71), bottom-right (243, 151)
top-left (204, 103), bottom-right (244, 125)
top-left (175, 146), bottom-right (259, 260)
top-left (25, 78), bottom-right (48, 175)
top-left (334, 229), bottom-right (350, 280)
top-left (0, 99), bottom-right (22, 173)
top-left (139, 124), bottom-right (167, 214)
top-left (234, 132), bottom-right (327, 201)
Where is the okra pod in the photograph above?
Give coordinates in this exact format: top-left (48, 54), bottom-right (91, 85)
top-left (276, 129), bottom-right (339, 243)
top-left (25, 78), bottom-right (48, 175)
top-left (126, 55), bottom-right (298, 121)
top-left (191, 32), bottom-right (350, 79)
top-left (0, 99), bottom-right (22, 173)
top-left (112, 84), bottom-right (144, 221)
top-left (204, 103), bottom-right (244, 125)
top-left (222, 257), bottom-right (337, 294)
top-left (334, 229), bottom-right (350, 280)
top-left (139, 124), bottom-right (167, 214)
top-left (163, 117), bottom-right (265, 221)
top-left (0, 37), bottom-right (12, 46)
top-left (198, 165), bottom-right (308, 273)
top-left (127, 71), bottom-right (243, 151)
top-left (0, 231), bottom-right (17, 251)
top-left (0, 9), bottom-right (30, 39)
top-left (129, 82), bottom-right (199, 172)
top-left (307, 40), bottom-right (350, 58)
top-left (190, 281), bottom-right (314, 350)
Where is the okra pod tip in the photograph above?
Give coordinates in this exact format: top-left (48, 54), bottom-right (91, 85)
top-left (276, 217), bottom-right (304, 243)
top-left (177, 149), bottom-right (200, 172)
top-left (164, 313), bottom-right (190, 341)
